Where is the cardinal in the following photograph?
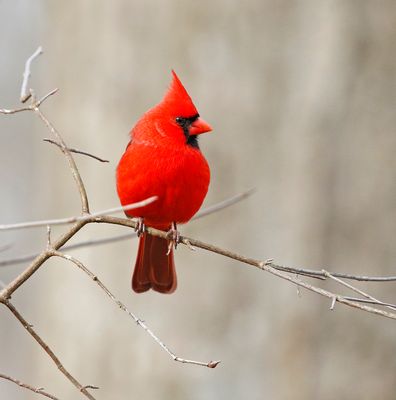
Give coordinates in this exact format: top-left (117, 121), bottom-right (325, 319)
top-left (116, 71), bottom-right (212, 294)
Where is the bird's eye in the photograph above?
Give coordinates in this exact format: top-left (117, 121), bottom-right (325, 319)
top-left (175, 117), bottom-right (183, 124)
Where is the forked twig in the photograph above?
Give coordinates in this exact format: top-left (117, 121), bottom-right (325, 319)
top-left (323, 270), bottom-right (396, 312)
top-left (44, 138), bottom-right (109, 163)
top-left (52, 250), bottom-right (220, 368)
top-left (0, 373), bottom-right (59, 400)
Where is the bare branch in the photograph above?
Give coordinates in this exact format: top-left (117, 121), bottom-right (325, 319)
top-left (20, 46), bottom-right (43, 103)
top-left (0, 197), bottom-right (157, 231)
top-left (52, 250), bottom-right (220, 368)
top-left (44, 138), bottom-right (109, 163)
top-left (92, 215), bottom-right (396, 321)
top-left (2, 300), bottom-right (97, 400)
top-left (0, 373), bottom-right (59, 400)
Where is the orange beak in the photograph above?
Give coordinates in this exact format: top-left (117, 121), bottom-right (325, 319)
top-left (189, 117), bottom-right (212, 135)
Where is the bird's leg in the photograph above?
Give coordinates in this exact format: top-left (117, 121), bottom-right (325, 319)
top-left (166, 222), bottom-right (180, 255)
top-left (135, 217), bottom-right (146, 237)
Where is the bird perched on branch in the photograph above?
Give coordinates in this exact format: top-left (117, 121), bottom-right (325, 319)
top-left (116, 71), bottom-right (212, 294)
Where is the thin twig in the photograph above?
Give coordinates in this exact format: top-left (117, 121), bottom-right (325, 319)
top-left (1, 86), bottom-right (90, 213)
top-left (52, 250), bottom-right (220, 368)
top-left (44, 138), bottom-right (109, 163)
top-left (2, 300), bottom-right (97, 400)
top-left (0, 373), bottom-right (59, 400)
top-left (33, 107), bottom-right (90, 214)
top-left (194, 188), bottom-right (255, 220)
top-left (35, 88), bottom-right (59, 107)
top-left (343, 296), bottom-right (396, 309)
top-left (0, 197), bottom-right (157, 230)
top-left (20, 46), bottom-right (43, 103)
top-left (323, 270), bottom-right (396, 312)
top-left (0, 106), bottom-right (31, 114)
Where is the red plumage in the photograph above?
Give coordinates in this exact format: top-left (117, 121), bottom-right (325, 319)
top-left (116, 71), bottom-right (211, 294)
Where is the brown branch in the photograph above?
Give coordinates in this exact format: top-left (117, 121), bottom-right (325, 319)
top-left (90, 215), bottom-right (396, 321)
top-left (1, 300), bottom-right (97, 400)
top-left (0, 373), bottom-right (59, 400)
top-left (51, 250), bottom-right (220, 368)
top-left (44, 138), bottom-right (109, 163)
top-left (2, 232), bottom-right (396, 284)
top-left (20, 46), bottom-right (43, 103)
top-left (1, 186), bottom-right (395, 284)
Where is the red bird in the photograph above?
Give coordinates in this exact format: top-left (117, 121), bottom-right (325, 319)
top-left (116, 71), bottom-right (212, 294)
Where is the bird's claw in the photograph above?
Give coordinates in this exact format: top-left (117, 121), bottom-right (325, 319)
top-left (166, 223), bottom-right (180, 255)
top-left (135, 218), bottom-right (146, 237)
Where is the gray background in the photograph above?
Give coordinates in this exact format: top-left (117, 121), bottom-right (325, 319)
top-left (1, 1), bottom-right (396, 399)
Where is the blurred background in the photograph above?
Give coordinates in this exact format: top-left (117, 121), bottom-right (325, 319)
top-left (1, 1), bottom-right (396, 399)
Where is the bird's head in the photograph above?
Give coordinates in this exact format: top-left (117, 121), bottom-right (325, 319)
top-left (142, 71), bottom-right (212, 148)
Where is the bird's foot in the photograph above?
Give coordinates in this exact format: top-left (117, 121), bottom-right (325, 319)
top-left (135, 218), bottom-right (146, 237)
top-left (166, 222), bottom-right (180, 255)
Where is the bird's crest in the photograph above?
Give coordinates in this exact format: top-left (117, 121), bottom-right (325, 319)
top-left (160, 70), bottom-right (198, 117)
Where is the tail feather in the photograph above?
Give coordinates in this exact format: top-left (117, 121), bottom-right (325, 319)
top-left (132, 233), bottom-right (177, 294)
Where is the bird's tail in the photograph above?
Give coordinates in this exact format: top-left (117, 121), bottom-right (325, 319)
top-left (132, 232), bottom-right (177, 294)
